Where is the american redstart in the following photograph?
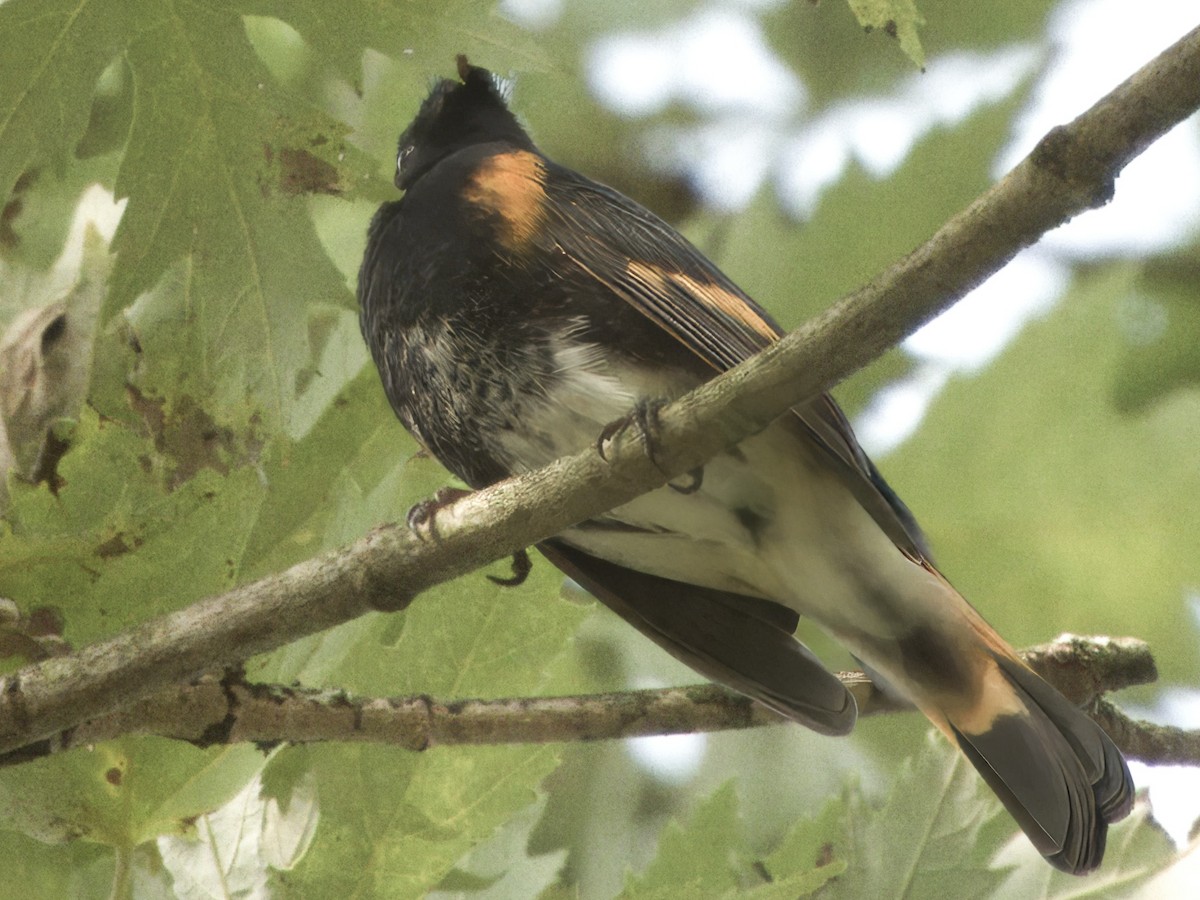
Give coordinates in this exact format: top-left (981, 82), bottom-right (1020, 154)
top-left (358, 56), bottom-right (1133, 874)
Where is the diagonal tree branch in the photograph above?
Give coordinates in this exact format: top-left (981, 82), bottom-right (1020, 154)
top-left (0, 25), bottom-right (1198, 757)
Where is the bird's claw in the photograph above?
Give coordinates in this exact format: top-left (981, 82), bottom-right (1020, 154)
top-left (597, 400), bottom-right (703, 493)
top-left (488, 548), bottom-right (533, 587)
top-left (407, 489), bottom-right (532, 587)
top-left (406, 486), bottom-right (472, 538)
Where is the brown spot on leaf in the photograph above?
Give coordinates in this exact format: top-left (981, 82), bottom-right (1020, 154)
top-left (31, 428), bottom-right (71, 495)
top-left (0, 196), bottom-right (23, 249)
top-left (95, 532), bottom-right (144, 559)
top-left (105, 767), bottom-right (123, 787)
top-left (0, 170), bottom-right (37, 250)
top-left (279, 147), bottom-right (341, 196)
top-left (0, 631), bottom-right (44, 662)
top-left (125, 386), bottom-right (243, 490)
top-left (27, 606), bottom-right (64, 637)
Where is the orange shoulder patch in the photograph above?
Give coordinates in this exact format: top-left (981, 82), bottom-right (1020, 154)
top-left (625, 261), bottom-right (779, 343)
top-left (462, 150), bottom-right (547, 251)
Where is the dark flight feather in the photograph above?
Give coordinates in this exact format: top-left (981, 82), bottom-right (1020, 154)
top-left (540, 540), bottom-right (856, 736)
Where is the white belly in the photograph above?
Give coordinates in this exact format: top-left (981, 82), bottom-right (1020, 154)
top-left (500, 345), bottom-right (930, 642)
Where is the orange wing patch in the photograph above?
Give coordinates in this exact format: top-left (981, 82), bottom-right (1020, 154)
top-left (625, 261), bottom-right (779, 344)
top-left (463, 150), bottom-right (547, 251)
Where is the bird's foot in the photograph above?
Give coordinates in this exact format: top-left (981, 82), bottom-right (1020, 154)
top-left (406, 486), bottom-right (472, 539)
top-left (488, 548), bottom-right (533, 587)
top-left (596, 400), bottom-right (703, 493)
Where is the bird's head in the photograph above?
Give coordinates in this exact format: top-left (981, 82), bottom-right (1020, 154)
top-left (394, 56), bottom-right (534, 190)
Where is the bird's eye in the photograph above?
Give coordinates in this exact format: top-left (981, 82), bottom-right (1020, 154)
top-left (397, 145), bottom-right (413, 174)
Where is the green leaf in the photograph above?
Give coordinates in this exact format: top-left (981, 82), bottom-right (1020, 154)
top-left (109, 0), bottom-right (354, 431)
top-left (761, 734), bottom-right (1175, 898)
top-left (845, 0), bottom-right (926, 68)
top-left (744, 863), bottom-right (846, 900)
top-left (236, 361), bottom-right (414, 580)
top-left (618, 779), bottom-right (851, 899)
top-left (828, 734), bottom-right (1009, 898)
top-left (0, 737), bottom-right (265, 848)
top-left (754, 736), bottom-right (1010, 899)
top-left (0, 830), bottom-right (118, 900)
top-left (1112, 254), bottom-right (1200, 412)
top-left (277, 743), bottom-right (562, 898)
top-left (620, 782), bottom-right (744, 899)
top-left (1, 409), bottom-right (267, 642)
top-left (241, 0), bottom-right (548, 89)
top-left (752, 794), bottom-right (849, 897)
top-left (0, 0), bottom-right (129, 199)
top-left (431, 795), bottom-right (567, 899)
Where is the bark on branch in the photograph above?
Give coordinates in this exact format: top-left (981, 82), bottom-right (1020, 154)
top-left (3, 636), bottom-right (1184, 769)
top-left (0, 25), bottom-right (1198, 756)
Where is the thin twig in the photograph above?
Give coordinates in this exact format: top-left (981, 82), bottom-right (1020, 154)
top-left (2, 636), bottom-right (1177, 768)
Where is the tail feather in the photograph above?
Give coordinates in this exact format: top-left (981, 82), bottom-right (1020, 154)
top-left (947, 651), bottom-right (1133, 874)
top-left (994, 652), bottom-right (1134, 823)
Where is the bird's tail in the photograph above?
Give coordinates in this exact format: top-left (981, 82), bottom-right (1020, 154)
top-left (905, 611), bottom-right (1134, 875)
top-left (958, 648), bottom-right (1132, 872)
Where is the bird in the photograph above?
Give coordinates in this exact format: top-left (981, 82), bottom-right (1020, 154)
top-left (357, 56), bottom-right (1133, 874)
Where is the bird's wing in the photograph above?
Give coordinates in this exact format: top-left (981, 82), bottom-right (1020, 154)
top-left (542, 163), bottom-right (930, 561)
top-left (538, 540), bottom-right (856, 735)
